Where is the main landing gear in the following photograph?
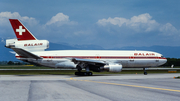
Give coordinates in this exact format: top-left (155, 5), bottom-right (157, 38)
top-left (75, 72), bottom-right (93, 76)
top-left (75, 65), bottom-right (93, 76)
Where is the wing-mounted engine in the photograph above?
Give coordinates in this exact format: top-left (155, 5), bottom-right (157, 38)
top-left (103, 63), bottom-right (122, 72)
top-left (6, 39), bottom-right (49, 51)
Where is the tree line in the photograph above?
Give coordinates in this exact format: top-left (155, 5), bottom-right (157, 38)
top-left (162, 58), bottom-right (180, 67)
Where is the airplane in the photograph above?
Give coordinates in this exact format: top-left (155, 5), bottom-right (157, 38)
top-left (5, 19), bottom-right (167, 76)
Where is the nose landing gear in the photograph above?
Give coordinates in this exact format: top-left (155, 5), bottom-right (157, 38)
top-left (143, 68), bottom-right (148, 75)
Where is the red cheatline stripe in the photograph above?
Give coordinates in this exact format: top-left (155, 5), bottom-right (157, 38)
top-left (15, 56), bottom-right (166, 59)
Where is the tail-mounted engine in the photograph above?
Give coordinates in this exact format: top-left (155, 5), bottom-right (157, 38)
top-left (6, 39), bottom-right (49, 51)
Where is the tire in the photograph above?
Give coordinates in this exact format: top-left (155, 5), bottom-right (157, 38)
top-left (75, 72), bottom-right (79, 75)
top-left (84, 72), bottom-right (87, 76)
top-left (75, 72), bottom-right (93, 76)
top-left (88, 72), bottom-right (93, 76)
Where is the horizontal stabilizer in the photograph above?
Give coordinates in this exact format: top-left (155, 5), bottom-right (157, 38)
top-left (11, 48), bottom-right (42, 59)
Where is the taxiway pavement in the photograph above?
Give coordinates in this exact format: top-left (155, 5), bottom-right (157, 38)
top-left (0, 73), bottom-right (179, 101)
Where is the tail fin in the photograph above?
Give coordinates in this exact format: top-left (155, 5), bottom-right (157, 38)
top-left (9, 19), bottom-right (37, 41)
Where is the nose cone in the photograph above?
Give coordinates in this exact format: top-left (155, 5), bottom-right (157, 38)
top-left (163, 58), bottom-right (167, 64)
top-left (159, 58), bottom-right (167, 66)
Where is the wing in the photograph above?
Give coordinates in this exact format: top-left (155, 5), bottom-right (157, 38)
top-left (70, 58), bottom-right (106, 66)
top-left (11, 48), bottom-right (42, 59)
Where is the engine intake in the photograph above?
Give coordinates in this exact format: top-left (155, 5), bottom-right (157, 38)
top-left (103, 64), bottom-right (122, 72)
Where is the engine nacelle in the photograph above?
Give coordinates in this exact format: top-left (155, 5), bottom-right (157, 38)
top-left (104, 64), bottom-right (122, 72)
top-left (6, 39), bottom-right (49, 51)
top-left (55, 61), bottom-right (77, 69)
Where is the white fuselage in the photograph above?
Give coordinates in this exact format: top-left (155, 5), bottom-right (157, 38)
top-left (16, 50), bottom-right (167, 68)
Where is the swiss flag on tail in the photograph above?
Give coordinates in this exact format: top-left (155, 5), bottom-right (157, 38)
top-left (9, 19), bottom-right (37, 41)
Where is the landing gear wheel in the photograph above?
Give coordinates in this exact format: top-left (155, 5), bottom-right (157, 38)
top-left (88, 72), bottom-right (93, 76)
top-left (143, 68), bottom-right (148, 75)
top-left (84, 72), bottom-right (87, 76)
top-left (75, 72), bottom-right (93, 76)
top-left (75, 72), bottom-right (79, 75)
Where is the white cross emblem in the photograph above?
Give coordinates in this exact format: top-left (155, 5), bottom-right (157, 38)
top-left (16, 26), bottom-right (25, 35)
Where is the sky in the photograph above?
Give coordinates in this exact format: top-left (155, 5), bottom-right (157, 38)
top-left (0, 0), bottom-right (180, 49)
